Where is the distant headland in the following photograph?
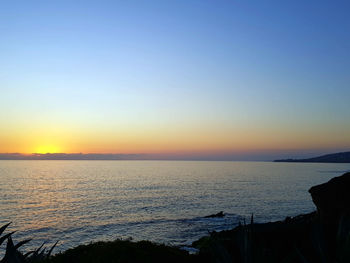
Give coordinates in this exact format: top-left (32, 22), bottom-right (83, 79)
top-left (274, 151), bottom-right (350, 163)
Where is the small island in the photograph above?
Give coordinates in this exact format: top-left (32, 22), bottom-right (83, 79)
top-left (274, 151), bottom-right (350, 163)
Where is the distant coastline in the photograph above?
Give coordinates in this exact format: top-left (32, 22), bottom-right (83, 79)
top-left (0, 153), bottom-right (284, 161)
top-left (0, 153), bottom-right (147, 160)
top-left (1, 152), bottom-right (350, 162)
top-left (274, 151), bottom-right (350, 163)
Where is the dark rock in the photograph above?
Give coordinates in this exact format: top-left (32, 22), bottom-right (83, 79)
top-left (309, 172), bottom-right (350, 258)
top-left (204, 211), bottom-right (224, 218)
top-left (309, 172), bottom-right (350, 225)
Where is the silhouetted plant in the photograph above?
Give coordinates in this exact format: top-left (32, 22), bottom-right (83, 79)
top-left (0, 222), bottom-right (57, 263)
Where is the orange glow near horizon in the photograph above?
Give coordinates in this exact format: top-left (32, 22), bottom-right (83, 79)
top-left (0, 120), bottom-right (349, 156)
top-left (1, 127), bottom-right (349, 156)
top-left (34, 145), bottom-right (62, 154)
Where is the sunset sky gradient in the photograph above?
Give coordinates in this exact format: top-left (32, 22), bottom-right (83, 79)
top-left (1, 1), bottom-right (350, 159)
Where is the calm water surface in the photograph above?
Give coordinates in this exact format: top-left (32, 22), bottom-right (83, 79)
top-left (0, 160), bottom-right (349, 253)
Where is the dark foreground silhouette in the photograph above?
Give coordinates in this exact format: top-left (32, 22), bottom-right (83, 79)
top-left (1, 172), bottom-right (350, 263)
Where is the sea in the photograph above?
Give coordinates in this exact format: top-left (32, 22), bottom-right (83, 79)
top-left (0, 160), bottom-right (349, 254)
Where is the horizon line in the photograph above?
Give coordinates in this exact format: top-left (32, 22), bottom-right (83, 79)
top-left (0, 151), bottom-right (348, 161)
top-left (0, 152), bottom-right (270, 161)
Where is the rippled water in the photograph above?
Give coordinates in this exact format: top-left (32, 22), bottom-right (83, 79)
top-left (0, 160), bottom-right (349, 253)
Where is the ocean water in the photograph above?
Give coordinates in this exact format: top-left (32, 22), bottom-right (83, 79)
top-left (0, 160), bottom-right (349, 253)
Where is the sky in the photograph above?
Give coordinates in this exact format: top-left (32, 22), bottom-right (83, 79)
top-left (1, 0), bottom-right (350, 160)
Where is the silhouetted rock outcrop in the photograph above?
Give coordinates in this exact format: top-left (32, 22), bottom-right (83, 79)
top-left (309, 172), bottom-right (350, 225)
top-left (204, 211), bottom-right (224, 218)
top-left (309, 172), bottom-right (350, 258)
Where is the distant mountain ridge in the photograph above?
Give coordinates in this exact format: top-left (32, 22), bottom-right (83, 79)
top-left (274, 151), bottom-right (350, 163)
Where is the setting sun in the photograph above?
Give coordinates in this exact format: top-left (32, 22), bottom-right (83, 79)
top-left (35, 145), bottom-right (61, 154)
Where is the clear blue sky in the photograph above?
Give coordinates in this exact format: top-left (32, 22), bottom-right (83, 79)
top-left (1, 0), bottom-right (349, 159)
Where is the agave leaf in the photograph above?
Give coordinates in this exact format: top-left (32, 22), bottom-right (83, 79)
top-left (32, 242), bottom-right (46, 258)
top-left (4, 236), bottom-right (17, 259)
top-left (6, 235), bottom-right (15, 250)
top-left (47, 241), bottom-right (59, 257)
top-left (4, 236), bottom-right (28, 263)
top-left (23, 250), bottom-right (35, 259)
top-left (0, 231), bottom-right (16, 247)
top-left (0, 222), bottom-right (11, 236)
top-left (38, 247), bottom-right (47, 258)
top-left (14, 239), bottom-right (32, 250)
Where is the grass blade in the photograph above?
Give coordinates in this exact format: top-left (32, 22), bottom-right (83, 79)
top-left (0, 222), bottom-right (11, 236)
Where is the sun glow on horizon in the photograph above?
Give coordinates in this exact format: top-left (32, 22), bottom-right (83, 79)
top-left (34, 145), bottom-right (62, 154)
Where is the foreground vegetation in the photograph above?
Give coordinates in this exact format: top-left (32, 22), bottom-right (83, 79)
top-left (0, 226), bottom-right (198, 263)
top-left (2, 172), bottom-right (350, 263)
top-left (40, 240), bottom-right (198, 263)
